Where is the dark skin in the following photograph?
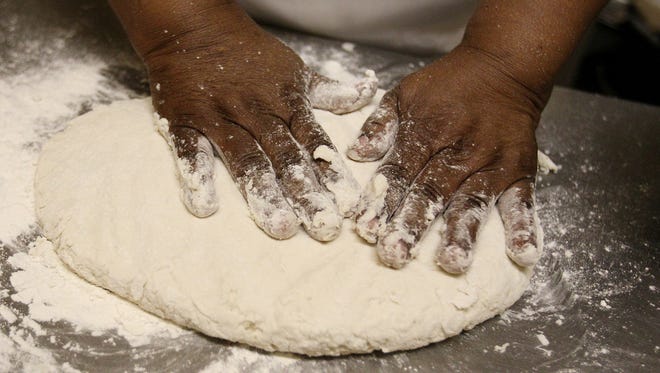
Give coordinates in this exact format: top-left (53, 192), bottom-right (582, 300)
top-left (110, 0), bottom-right (606, 273)
top-left (349, 0), bottom-right (607, 272)
top-left (110, 0), bottom-right (377, 241)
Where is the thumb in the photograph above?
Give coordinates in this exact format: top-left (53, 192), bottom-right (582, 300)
top-left (307, 68), bottom-right (378, 115)
top-left (347, 89), bottom-right (400, 162)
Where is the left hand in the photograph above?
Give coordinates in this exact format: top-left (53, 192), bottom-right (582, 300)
top-left (348, 45), bottom-right (550, 273)
top-left (108, 0), bottom-right (379, 242)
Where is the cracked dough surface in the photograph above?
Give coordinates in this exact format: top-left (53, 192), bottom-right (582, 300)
top-left (35, 95), bottom-right (534, 356)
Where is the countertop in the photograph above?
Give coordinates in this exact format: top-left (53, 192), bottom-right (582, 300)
top-left (0, 1), bottom-right (658, 371)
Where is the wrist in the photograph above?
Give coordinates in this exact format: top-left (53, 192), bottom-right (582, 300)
top-left (450, 42), bottom-right (551, 117)
top-left (110, 0), bottom-right (254, 62)
top-left (455, 39), bottom-right (552, 109)
top-left (456, 0), bottom-right (607, 111)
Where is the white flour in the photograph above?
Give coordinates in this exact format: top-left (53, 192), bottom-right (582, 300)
top-left (9, 238), bottom-right (186, 345)
top-left (0, 59), bottom-right (119, 243)
top-left (3, 239), bottom-right (298, 372)
top-left (0, 55), bottom-right (130, 369)
top-left (0, 20), bottom-right (647, 369)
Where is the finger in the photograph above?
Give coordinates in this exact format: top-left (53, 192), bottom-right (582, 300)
top-left (347, 89), bottom-right (400, 162)
top-left (376, 156), bottom-right (464, 268)
top-left (354, 173), bottom-right (389, 243)
top-left (289, 99), bottom-right (360, 217)
top-left (206, 121), bottom-right (299, 240)
top-left (497, 179), bottom-right (541, 266)
top-left (307, 69), bottom-right (378, 114)
top-left (158, 124), bottom-right (219, 218)
top-left (435, 173), bottom-right (501, 274)
top-left (354, 125), bottom-right (434, 243)
top-left (257, 120), bottom-right (342, 241)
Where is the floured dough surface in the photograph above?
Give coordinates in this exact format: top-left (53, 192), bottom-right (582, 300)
top-left (35, 95), bottom-right (534, 356)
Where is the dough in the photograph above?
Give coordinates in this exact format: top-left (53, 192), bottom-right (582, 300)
top-left (35, 95), bottom-right (535, 356)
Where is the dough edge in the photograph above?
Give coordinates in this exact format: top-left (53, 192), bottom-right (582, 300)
top-left (34, 97), bottom-right (536, 356)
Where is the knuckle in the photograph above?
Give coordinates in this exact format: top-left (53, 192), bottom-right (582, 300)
top-left (443, 137), bottom-right (478, 164)
top-left (292, 124), bottom-right (331, 152)
top-left (170, 127), bottom-right (200, 149)
top-left (376, 163), bottom-right (411, 212)
top-left (306, 137), bottom-right (333, 156)
top-left (247, 98), bottom-right (284, 118)
top-left (496, 141), bottom-right (537, 175)
top-left (377, 163), bottom-right (413, 188)
top-left (234, 150), bottom-right (269, 177)
top-left (397, 130), bottom-right (434, 160)
top-left (454, 192), bottom-right (490, 214)
top-left (163, 109), bottom-right (218, 139)
top-left (413, 179), bottom-right (445, 205)
top-left (270, 146), bottom-right (306, 172)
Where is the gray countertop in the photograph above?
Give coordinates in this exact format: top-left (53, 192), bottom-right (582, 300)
top-left (1, 1), bottom-right (658, 371)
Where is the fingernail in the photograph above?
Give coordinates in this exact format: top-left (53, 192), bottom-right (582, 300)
top-left (179, 160), bottom-right (219, 218)
top-left (377, 233), bottom-right (412, 269)
top-left (182, 184), bottom-right (219, 218)
top-left (436, 244), bottom-right (473, 274)
top-left (506, 243), bottom-right (540, 267)
top-left (347, 135), bottom-right (369, 161)
top-left (264, 209), bottom-right (299, 240)
top-left (308, 207), bottom-right (342, 242)
top-left (244, 178), bottom-right (299, 240)
top-left (355, 214), bottom-right (385, 243)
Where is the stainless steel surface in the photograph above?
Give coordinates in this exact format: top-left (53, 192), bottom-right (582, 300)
top-left (1, 1), bottom-right (658, 371)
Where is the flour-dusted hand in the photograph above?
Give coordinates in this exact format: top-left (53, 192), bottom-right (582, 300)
top-left (348, 0), bottom-right (607, 273)
top-left (349, 46), bottom-right (544, 272)
top-left (110, 0), bottom-right (377, 241)
top-left (147, 29), bottom-right (376, 241)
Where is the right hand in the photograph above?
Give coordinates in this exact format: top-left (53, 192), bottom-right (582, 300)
top-left (348, 46), bottom-right (546, 273)
top-left (140, 4), bottom-right (377, 241)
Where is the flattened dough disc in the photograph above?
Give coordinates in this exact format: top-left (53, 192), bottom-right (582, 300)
top-left (35, 95), bottom-right (533, 356)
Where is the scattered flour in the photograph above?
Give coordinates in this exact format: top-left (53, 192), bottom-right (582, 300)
top-left (536, 333), bottom-right (550, 346)
top-left (200, 349), bottom-right (298, 373)
top-left (494, 342), bottom-right (510, 353)
top-left (0, 50), bottom-right (136, 369)
top-left (0, 58), bottom-right (129, 243)
top-left (341, 42), bottom-right (356, 52)
top-left (8, 238), bottom-right (187, 346)
top-left (2, 237), bottom-right (306, 371)
top-left (0, 305), bottom-right (18, 324)
top-left (0, 38), bottom-right (309, 370)
top-left (599, 300), bottom-right (612, 310)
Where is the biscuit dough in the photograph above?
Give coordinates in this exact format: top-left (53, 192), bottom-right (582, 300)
top-left (35, 95), bottom-right (535, 356)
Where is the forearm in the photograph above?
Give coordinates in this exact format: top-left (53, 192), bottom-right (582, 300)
top-left (460, 0), bottom-right (607, 98)
top-left (108, 0), bottom-right (251, 60)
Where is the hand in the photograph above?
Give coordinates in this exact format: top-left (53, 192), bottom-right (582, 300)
top-left (144, 7), bottom-right (377, 241)
top-left (348, 45), bottom-right (549, 273)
